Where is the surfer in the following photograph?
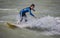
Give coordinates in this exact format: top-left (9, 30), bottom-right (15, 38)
top-left (19, 4), bottom-right (36, 23)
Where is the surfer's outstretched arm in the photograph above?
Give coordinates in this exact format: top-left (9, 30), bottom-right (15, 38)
top-left (29, 9), bottom-right (36, 18)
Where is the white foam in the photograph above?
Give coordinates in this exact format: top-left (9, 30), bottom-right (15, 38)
top-left (16, 15), bottom-right (60, 35)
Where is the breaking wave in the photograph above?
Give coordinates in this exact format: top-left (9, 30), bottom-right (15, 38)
top-left (1, 15), bottom-right (60, 35)
top-left (17, 15), bottom-right (60, 35)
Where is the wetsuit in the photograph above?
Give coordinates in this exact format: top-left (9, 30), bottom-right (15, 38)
top-left (19, 7), bottom-right (35, 22)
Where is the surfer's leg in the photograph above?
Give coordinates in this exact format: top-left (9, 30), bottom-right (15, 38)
top-left (24, 14), bottom-right (27, 22)
top-left (20, 17), bottom-right (23, 22)
top-left (25, 17), bottom-right (27, 22)
top-left (20, 12), bottom-right (23, 22)
top-left (25, 18), bottom-right (27, 22)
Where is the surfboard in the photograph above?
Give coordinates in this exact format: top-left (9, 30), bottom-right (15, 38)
top-left (6, 22), bottom-right (18, 29)
top-left (6, 22), bottom-right (29, 29)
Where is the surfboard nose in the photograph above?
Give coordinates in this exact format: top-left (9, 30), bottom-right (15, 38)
top-left (7, 22), bottom-right (17, 29)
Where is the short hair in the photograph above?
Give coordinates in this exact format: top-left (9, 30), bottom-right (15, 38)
top-left (30, 4), bottom-right (35, 7)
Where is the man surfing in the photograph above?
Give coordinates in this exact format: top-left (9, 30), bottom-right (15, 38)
top-left (6, 4), bottom-right (37, 29)
top-left (19, 4), bottom-right (36, 23)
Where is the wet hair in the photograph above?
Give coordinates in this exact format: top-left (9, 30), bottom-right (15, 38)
top-left (30, 4), bottom-right (35, 7)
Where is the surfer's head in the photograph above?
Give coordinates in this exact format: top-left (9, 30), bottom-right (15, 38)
top-left (30, 4), bottom-right (35, 10)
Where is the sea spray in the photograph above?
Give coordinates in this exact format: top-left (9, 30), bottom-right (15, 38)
top-left (17, 15), bottom-right (60, 35)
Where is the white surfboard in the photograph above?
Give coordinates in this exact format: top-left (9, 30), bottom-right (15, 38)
top-left (6, 22), bottom-right (29, 29)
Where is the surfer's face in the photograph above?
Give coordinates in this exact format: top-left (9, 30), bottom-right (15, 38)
top-left (30, 6), bottom-right (35, 10)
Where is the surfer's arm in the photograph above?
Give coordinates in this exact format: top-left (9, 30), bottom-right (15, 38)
top-left (28, 9), bottom-right (35, 17)
top-left (29, 9), bottom-right (36, 18)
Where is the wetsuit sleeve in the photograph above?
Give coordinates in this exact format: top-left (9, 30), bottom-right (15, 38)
top-left (28, 9), bottom-right (35, 17)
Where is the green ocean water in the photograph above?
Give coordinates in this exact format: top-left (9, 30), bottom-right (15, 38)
top-left (0, 0), bottom-right (60, 38)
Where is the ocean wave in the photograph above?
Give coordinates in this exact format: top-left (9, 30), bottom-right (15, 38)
top-left (18, 16), bottom-right (60, 35)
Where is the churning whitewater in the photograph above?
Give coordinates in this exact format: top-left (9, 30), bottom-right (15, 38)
top-left (17, 15), bottom-right (60, 35)
top-left (1, 15), bottom-right (60, 35)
